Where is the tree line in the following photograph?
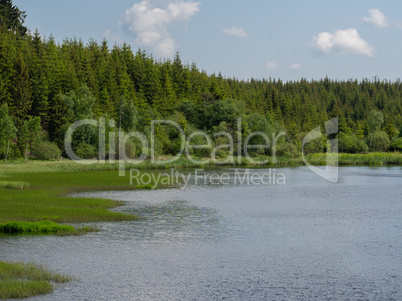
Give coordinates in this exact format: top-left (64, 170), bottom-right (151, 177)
top-left (0, 0), bottom-right (401, 161)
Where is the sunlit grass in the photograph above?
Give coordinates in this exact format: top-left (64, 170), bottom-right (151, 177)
top-left (0, 169), bottom-right (148, 224)
top-left (309, 152), bottom-right (402, 165)
top-left (0, 221), bottom-right (98, 236)
top-left (0, 181), bottom-right (30, 189)
top-left (0, 261), bottom-right (72, 299)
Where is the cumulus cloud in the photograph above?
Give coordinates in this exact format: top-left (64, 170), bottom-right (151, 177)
top-left (289, 63), bottom-right (302, 70)
top-left (362, 8), bottom-right (388, 28)
top-left (222, 26), bottom-right (249, 38)
top-left (103, 30), bottom-right (121, 43)
top-left (266, 61), bottom-right (277, 70)
top-left (123, 0), bottom-right (200, 57)
top-left (311, 28), bottom-right (374, 57)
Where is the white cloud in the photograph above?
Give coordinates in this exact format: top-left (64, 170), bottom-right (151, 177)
top-left (290, 63), bottom-right (302, 70)
top-left (266, 61), bottom-right (277, 70)
top-left (362, 8), bottom-right (388, 28)
top-left (222, 26), bottom-right (249, 38)
top-left (311, 28), bottom-right (374, 57)
top-left (103, 30), bottom-right (121, 43)
top-left (123, 0), bottom-right (200, 57)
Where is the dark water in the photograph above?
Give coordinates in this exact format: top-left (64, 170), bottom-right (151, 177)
top-left (1, 167), bottom-right (401, 300)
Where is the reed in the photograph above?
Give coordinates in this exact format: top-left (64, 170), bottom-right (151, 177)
top-left (0, 221), bottom-right (98, 236)
top-left (0, 261), bottom-right (72, 299)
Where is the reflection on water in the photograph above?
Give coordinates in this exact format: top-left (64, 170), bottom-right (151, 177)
top-left (0, 166), bottom-right (401, 300)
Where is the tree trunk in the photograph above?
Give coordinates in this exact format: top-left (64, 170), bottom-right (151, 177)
top-left (5, 140), bottom-right (10, 162)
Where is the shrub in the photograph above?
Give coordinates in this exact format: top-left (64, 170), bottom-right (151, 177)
top-left (276, 142), bottom-right (299, 158)
top-left (31, 142), bottom-right (61, 161)
top-left (390, 137), bottom-right (402, 151)
top-left (366, 131), bottom-right (390, 152)
top-left (74, 143), bottom-right (97, 159)
top-left (338, 132), bottom-right (368, 154)
top-left (302, 137), bottom-right (324, 154)
top-left (117, 138), bottom-right (137, 159)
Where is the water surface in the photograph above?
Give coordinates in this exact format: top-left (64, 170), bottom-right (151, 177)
top-left (1, 166), bottom-right (401, 300)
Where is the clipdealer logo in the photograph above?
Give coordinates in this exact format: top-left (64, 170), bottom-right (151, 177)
top-left (64, 117), bottom-right (338, 183)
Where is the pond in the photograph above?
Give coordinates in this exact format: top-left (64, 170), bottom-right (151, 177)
top-left (1, 166), bottom-right (401, 300)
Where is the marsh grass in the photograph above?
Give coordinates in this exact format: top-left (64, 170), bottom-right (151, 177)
top-left (0, 221), bottom-right (98, 236)
top-left (136, 184), bottom-right (155, 190)
top-left (309, 152), bottom-right (402, 166)
top-left (0, 261), bottom-right (72, 299)
top-left (0, 181), bottom-right (30, 189)
top-left (0, 280), bottom-right (53, 299)
top-left (0, 169), bottom-right (145, 223)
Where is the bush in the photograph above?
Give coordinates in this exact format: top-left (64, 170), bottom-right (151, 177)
top-left (338, 132), bottom-right (368, 154)
top-left (390, 137), bottom-right (402, 151)
top-left (74, 143), bottom-right (97, 159)
top-left (117, 139), bottom-right (137, 159)
top-left (302, 137), bottom-right (324, 154)
top-left (366, 131), bottom-right (390, 152)
top-left (276, 142), bottom-right (299, 158)
top-left (31, 142), bottom-right (61, 161)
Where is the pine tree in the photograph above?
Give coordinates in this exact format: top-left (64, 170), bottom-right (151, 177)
top-left (0, 32), bottom-right (13, 107)
top-left (10, 50), bottom-right (31, 128)
top-left (0, 0), bottom-right (27, 36)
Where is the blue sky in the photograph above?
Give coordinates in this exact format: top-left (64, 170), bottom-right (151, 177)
top-left (15, 0), bottom-right (402, 81)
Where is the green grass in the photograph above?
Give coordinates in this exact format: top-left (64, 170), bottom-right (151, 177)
top-left (308, 152), bottom-right (402, 166)
top-left (136, 184), bottom-right (155, 190)
top-left (0, 169), bottom-right (157, 224)
top-left (0, 181), bottom-right (30, 189)
top-left (0, 220), bottom-right (98, 236)
top-left (0, 261), bottom-right (71, 299)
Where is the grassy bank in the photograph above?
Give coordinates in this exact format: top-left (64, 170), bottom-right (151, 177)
top-left (307, 152), bottom-right (402, 166)
top-left (0, 221), bottom-right (97, 236)
top-left (0, 168), bottom-right (161, 224)
top-left (0, 261), bottom-right (71, 299)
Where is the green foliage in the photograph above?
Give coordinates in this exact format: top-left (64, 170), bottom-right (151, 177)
top-left (31, 141), bottom-right (61, 160)
top-left (0, 0), bottom-right (27, 36)
top-left (19, 116), bottom-right (42, 160)
top-left (276, 142), bottom-right (300, 158)
top-left (302, 135), bottom-right (324, 154)
top-left (0, 103), bottom-right (17, 160)
top-left (0, 0), bottom-right (401, 159)
top-left (367, 110), bottom-right (384, 134)
top-left (367, 131), bottom-right (391, 152)
top-left (338, 132), bottom-right (368, 154)
top-left (74, 142), bottom-right (97, 159)
top-left (390, 137), bottom-right (402, 151)
top-left (60, 84), bottom-right (95, 120)
top-left (118, 97), bottom-right (138, 132)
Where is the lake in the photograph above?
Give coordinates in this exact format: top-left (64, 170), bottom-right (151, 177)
top-left (1, 166), bottom-right (401, 300)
